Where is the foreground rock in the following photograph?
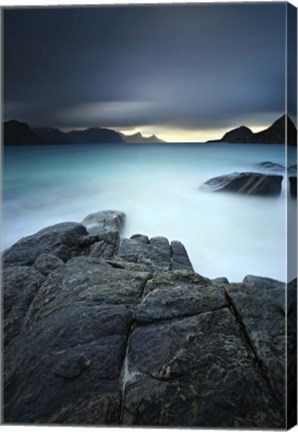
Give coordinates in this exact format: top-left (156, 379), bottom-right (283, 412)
top-left (201, 172), bottom-right (283, 196)
top-left (3, 211), bottom-right (295, 428)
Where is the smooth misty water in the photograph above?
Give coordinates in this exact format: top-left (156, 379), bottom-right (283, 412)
top-left (2, 143), bottom-right (296, 282)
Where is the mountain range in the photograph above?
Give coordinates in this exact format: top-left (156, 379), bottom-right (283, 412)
top-left (209, 114), bottom-right (297, 146)
top-left (119, 132), bottom-right (164, 143)
top-left (3, 120), bottom-right (163, 146)
top-left (3, 114), bottom-right (297, 146)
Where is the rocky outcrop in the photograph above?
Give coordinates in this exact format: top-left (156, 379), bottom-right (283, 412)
top-left (3, 222), bottom-right (90, 266)
top-left (3, 211), bottom-right (295, 428)
top-left (200, 172), bottom-right (283, 196)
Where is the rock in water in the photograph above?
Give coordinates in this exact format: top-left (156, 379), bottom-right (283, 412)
top-left (256, 161), bottom-right (285, 172)
top-left (3, 210), bottom-right (294, 428)
top-left (200, 172), bottom-right (283, 196)
top-left (289, 176), bottom-right (297, 198)
top-left (288, 164), bottom-right (297, 175)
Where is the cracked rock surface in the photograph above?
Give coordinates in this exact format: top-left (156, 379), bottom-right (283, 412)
top-left (3, 210), bottom-right (295, 428)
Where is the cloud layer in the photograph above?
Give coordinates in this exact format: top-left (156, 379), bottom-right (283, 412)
top-left (4, 3), bottom-right (293, 137)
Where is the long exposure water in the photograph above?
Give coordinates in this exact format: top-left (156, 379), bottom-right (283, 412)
top-left (3, 142), bottom-right (296, 282)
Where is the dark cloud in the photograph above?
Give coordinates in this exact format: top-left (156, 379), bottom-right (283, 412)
top-left (3, 3), bottom-right (290, 133)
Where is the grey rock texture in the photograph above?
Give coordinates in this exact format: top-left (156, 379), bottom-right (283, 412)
top-left (3, 266), bottom-right (46, 346)
top-left (201, 172), bottom-right (283, 196)
top-left (81, 210), bottom-right (125, 237)
top-left (3, 222), bottom-right (88, 266)
top-left (3, 211), bottom-right (295, 428)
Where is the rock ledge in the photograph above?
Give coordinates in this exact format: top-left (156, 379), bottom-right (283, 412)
top-left (3, 211), bottom-right (296, 428)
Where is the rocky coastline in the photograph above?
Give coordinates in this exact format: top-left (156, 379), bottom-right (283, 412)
top-left (3, 210), bottom-right (297, 427)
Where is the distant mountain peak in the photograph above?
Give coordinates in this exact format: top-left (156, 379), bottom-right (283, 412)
top-left (221, 126), bottom-right (253, 143)
top-left (210, 114), bottom-right (297, 146)
top-left (4, 119), bottom-right (47, 145)
top-left (4, 120), bottom-right (125, 145)
top-left (120, 131), bottom-right (164, 143)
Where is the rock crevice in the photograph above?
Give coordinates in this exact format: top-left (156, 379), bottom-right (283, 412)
top-left (3, 210), bottom-right (294, 428)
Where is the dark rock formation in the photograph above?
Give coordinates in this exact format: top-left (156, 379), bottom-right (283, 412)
top-left (81, 210), bottom-right (125, 236)
top-left (4, 120), bottom-right (47, 145)
top-left (209, 115), bottom-right (297, 146)
top-left (288, 164), bottom-right (297, 175)
top-left (289, 176), bottom-right (297, 198)
top-left (3, 222), bottom-right (89, 266)
top-left (256, 161), bottom-right (285, 172)
top-left (250, 115), bottom-right (296, 146)
top-left (220, 126), bottom-right (253, 143)
top-left (3, 211), bottom-right (295, 428)
top-left (200, 172), bottom-right (283, 196)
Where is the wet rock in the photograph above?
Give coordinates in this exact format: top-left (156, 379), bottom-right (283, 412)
top-left (80, 211), bottom-right (126, 254)
top-left (3, 266), bottom-right (46, 346)
top-left (256, 161), bottom-right (285, 172)
top-left (225, 276), bottom-right (286, 405)
top-left (117, 237), bottom-right (170, 273)
top-left (170, 240), bottom-right (193, 271)
top-left (2, 211), bottom-right (292, 428)
top-left (3, 222), bottom-right (88, 266)
top-left (34, 253), bottom-right (64, 275)
top-left (4, 304), bottom-right (132, 424)
top-left (23, 256), bottom-right (150, 328)
top-left (123, 309), bottom-right (283, 428)
top-left (81, 210), bottom-right (125, 237)
top-left (89, 241), bottom-right (115, 259)
top-left (135, 271), bottom-right (226, 323)
top-left (211, 277), bottom-right (230, 287)
top-left (130, 234), bottom-right (149, 244)
top-left (201, 172), bottom-right (283, 196)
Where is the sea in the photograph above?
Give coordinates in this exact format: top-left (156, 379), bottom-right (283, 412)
top-left (2, 142), bottom-right (297, 282)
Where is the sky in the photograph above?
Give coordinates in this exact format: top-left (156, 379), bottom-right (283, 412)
top-left (3, 2), bottom-right (294, 142)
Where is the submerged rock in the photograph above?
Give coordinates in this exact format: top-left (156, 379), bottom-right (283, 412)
top-left (2, 210), bottom-right (294, 428)
top-left (256, 161), bottom-right (285, 172)
top-left (288, 164), bottom-right (297, 175)
top-left (201, 172), bottom-right (283, 196)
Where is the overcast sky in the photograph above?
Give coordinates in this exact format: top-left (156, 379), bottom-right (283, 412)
top-left (3, 3), bottom-right (294, 141)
